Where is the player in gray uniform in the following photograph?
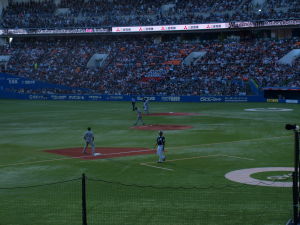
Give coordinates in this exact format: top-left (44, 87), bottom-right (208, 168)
top-left (131, 96), bottom-right (136, 111)
top-left (143, 98), bottom-right (149, 114)
top-left (134, 107), bottom-right (145, 126)
top-left (82, 127), bottom-right (96, 156)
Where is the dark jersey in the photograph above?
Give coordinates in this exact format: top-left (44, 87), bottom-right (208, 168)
top-left (156, 136), bottom-right (165, 145)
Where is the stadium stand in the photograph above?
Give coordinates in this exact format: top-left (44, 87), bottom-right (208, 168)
top-left (2, 0), bottom-right (300, 28)
top-left (0, 0), bottom-right (299, 97)
top-left (1, 36), bottom-right (299, 96)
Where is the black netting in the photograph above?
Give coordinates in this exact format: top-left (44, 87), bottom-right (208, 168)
top-left (86, 177), bottom-right (292, 225)
top-left (0, 178), bottom-right (81, 225)
top-left (0, 176), bottom-right (292, 225)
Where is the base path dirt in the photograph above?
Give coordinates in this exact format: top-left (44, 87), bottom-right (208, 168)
top-left (44, 147), bottom-right (154, 160)
top-left (132, 124), bottom-right (193, 130)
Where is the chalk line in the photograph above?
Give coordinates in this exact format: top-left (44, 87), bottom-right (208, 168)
top-left (140, 163), bottom-right (174, 171)
top-left (0, 149), bottom-right (154, 168)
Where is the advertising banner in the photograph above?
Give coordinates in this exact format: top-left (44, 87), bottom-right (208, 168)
top-left (0, 73), bottom-right (88, 91)
top-left (0, 91), bottom-right (274, 103)
top-left (112, 23), bottom-right (229, 33)
top-left (1, 19), bottom-right (299, 37)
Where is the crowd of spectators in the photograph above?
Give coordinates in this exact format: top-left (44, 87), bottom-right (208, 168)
top-left (1, 0), bottom-right (300, 29)
top-left (1, 36), bottom-right (299, 96)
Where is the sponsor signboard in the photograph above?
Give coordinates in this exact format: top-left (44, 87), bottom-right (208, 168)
top-left (88, 95), bottom-right (103, 100)
top-left (200, 97), bottom-right (223, 102)
top-left (35, 28), bottom-right (109, 35)
top-left (267, 99), bottom-right (279, 103)
top-left (224, 96), bottom-right (248, 102)
top-left (136, 96), bottom-right (156, 101)
top-left (106, 95), bottom-right (124, 100)
top-left (29, 95), bottom-right (48, 100)
top-left (68, 95), bottom-right (85, 100)
top-left (2, 90), bottom-right (299, 104)
top-left (230, 19), bottom-right (300, 28)
top-left (50, 95), bottom-right (68, 100)
top-left (0, 28), bottom-right (109, 36)
top-left (286, 99), bottom-right (298, 104)
top-left (160, 96), bottom-right (181, 102)
top-left (1, 19), bottom-right (299, 37)
top-left (112, 23), bottom-right (229, 33)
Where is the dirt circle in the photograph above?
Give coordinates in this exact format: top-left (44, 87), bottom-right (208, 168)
top-left (144, 112), bottom-right (202, 116)
top-left (225, 167), bottom-right (293, 187)
top-left (132, 124), bottom-right (193, 130)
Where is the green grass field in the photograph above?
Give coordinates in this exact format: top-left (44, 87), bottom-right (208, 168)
top-left (0, 100), bottom-right (299, 225)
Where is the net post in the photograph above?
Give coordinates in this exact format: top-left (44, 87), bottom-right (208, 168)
top-left (296, 130), bottom-right (300, 221)
top-left (286, 124), bottom-right (300, 225)
top-left (82, 173), bottom-right (88, 225)
top-left (293, 172), bottom-right (299, 224)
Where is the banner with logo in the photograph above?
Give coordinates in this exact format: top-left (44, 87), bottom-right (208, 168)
top-left (0, 90), bottom-right (279, 103)
top-left (0, 73), bottom-right (88, 91)
top-left (112, 23), bottom-right (229, 33)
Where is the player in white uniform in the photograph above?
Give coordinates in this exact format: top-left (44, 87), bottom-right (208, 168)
top-left (82, 127), bottom-right (96, 156)
top-left (143, 98), bottom-right (149, 114)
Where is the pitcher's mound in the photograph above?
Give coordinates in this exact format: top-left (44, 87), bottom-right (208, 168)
top-left (132, 124), bottom-right (193, 130)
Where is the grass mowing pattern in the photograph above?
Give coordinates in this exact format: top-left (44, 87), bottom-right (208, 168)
top-left (0, 100), bottom-right (298, 224)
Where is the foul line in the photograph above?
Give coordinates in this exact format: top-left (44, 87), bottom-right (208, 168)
top-left (140, 163), bottom-right (174, 171)
top-left (0, 149), bottom-right (154, 168)
top-left (143, 154), bottom-right (254, 164)
top-left (166, 154), bottom-right (254, 162)
top-left (0, 155), bottom-right (89, 167)
top-left (170, 135), bottom-right (291, 150)
top-left (140, 154), bottom-right (255, 171)
top-left (100, 149), bottom-right (154, 156)
top-left (218, 154), bottom-right (255, 161)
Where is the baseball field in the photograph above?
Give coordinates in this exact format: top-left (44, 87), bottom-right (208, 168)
top-left (0, 99), bottom-right (299, 225)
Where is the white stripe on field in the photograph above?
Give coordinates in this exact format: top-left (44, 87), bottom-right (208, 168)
top-left (101, 149), bottom-right (153, 156)
top-left (142, 154), bottom-right (255, 165)
top-left (159, 154), bottom-right (221, 163)
top-left (177, 135), bottom-right (291, 150)
top-left (219, 154), bottom-right (255, 161)
top-left (140, 163), bottom-right (174, 171)
top-left (0, 155), bottom-right (90, 167)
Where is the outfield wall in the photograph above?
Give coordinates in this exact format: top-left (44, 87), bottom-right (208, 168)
top-left (0, 72), bottom-right (89, 91)
top-left (1, 73), bottom-right (299, 103)
top-left (0, 90), bottom-right (299, 104)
